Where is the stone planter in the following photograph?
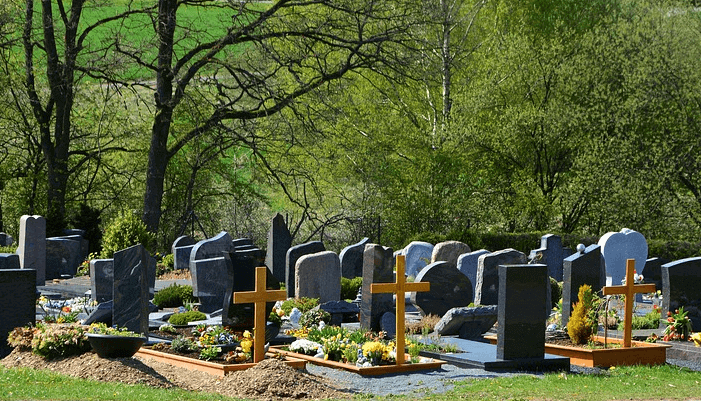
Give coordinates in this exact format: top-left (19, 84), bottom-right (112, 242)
top-left (86, 333), bottom-right (147, 358)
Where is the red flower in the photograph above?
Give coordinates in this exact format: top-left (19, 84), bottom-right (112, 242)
top-left (61, 306), bottom-right (71, 313)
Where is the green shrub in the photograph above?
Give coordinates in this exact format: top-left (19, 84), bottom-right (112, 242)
top-left (168, 310), bottom-right (206, 325)
top-left (299, 309), bottom-right (331, 329)
top-left (567, 284), bottom-right (596, 345)
top-left (550, 277), bottom-right (563, 310)
top-left (161, 254), bottom-right (174, 269)
top-left (153, 284), bottom-right (196, 308)
top-left (100, 211), bottom-right (154, 258)
top-left (0, 245), bottom-right (17, 253)
top-left (281, 297), bottom-right (319, 315)
top-left (619, 307), bottom-right (661, 331)
top-left (171, 336), bottom-right (197, 353)
top-left (30, 323), bottom-right (91, 359)
top-left (341, 277), bottom-right (362, 300)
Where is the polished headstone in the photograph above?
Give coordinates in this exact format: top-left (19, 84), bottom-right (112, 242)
top-left (190, 232), bottom-right (235, 294)
top-left (431, 241), bottom-right (471, 266)
top-left (642, 257), bottom-right (665, 292)
top-left (265, 213), bottom-right (292, 284)
top-left (232, 238), bottom-right (254, 247)
top-left (45, 237), bottom-right (82, 278)
top-left (319, 300), bottom-right (359, 326)
top-left (562, 244), bottom-right (603, 328)
top-left (339, 237), bottom-right (370, 279)
top-left (285, 241), bottom-right (325, 298)
top-left (404, 241), bottom-right (434, 278)
top-left (599, 228), bottom-right (648, 286)
top-left (60, 234), bottom-right (89, 260)
top-left (662, 257), bottom-right (701, 332)
top-left (497, 264), bottom-right (548, 360)
top-left (296, 251), bottom-right (341, 303)
top-left (172, 235), bottom-right (196, 270)
top-left (360, 244), bottom-right (394, 332)
top-left (90, 258), bottom-right (114, 303)
top-left (410, 261), bottom-right (473, 317)
top-left (475, 249), bottom-right (526, 306)
top-left (222, 250), bottom-right (278, 328)
top-left (434, 305), bottom-right (498, 338)
top-left (457, 249), bottom-right (490, 302)
top-left (0, 253), bottom-right (20, 270)
top-left (113, 244), bottom-right (149, 335)
top-left (529, 234), bottom-right (567, 281)
top-left (192, 256), bottom-right (230, 313)
top-left (0, 269), bottom-right (36, 358)
top-left (18, 215), bottom-right (46, 285)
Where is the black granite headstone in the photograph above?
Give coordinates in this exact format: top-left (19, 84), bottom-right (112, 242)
top-left (265, 213), bottom-right (292, 284)
top-left (172, 235), bottom-right (196, 270)
top-left (90, 258), bottom-right (114, 303)
top-left (528, 234), bottom-right (567, 281)
top-left (359, 244), bottom-right (394, 332)
top-left (562, 244), bottom-right (603, 328)
top-left (232, 238), bottom-right (254, 247)
top-left (285, 241), bottom-right (325, 298)
top-left (410, 261), bottom-right (473, 317)
top-left (113, 244), bottom-right (149, 335)
top-left (190, 232), bottom-right (234, 299)
top-left (497, 264), bottom-right (547, 360)
top-left (475, 249), bottom-right (526, 306)
top-left (642, 257), bottom-right (666, 293)
top-left (339, 237), bottom-right (370, 279)
top-left (46, 237), bottom-right (82, 278)
top-left (0, 269), bottom-right (36, 358)
top-left (662, 257), bottom-right (701, 331)
top-left (222, 250), bottom-right (278, 328)
top-left (0, 253), bottom-right (20, 270)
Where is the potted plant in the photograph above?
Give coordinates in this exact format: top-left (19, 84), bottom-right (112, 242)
top-left (85, 323), bottom-right (147, 358)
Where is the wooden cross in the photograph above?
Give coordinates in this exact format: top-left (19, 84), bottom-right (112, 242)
top-left (233, 266), bottom-right (287, 362)
top-left (371, 254), bottom-right (430, 365)
top-left (602, 259), bottom-right (656, 347)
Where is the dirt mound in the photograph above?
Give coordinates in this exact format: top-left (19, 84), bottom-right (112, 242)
top-left (1, 349), bottom-right (349, 400)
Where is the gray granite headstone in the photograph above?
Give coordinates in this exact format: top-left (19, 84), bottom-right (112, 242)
top-left (360, 244), bottom-right (394, 332)
top-left (319, 300), bottom-right (359, 326)
top-left (404, 241), bottom-right (434, 278)
top-left (295, 251), bottom-right (341, 303)
top-left (662, 257), bottom-right (701, 332)
top-left (497, 264), bottom-right (547, 360)
top-left (599, 228), bottom-right (648, 286)
top-left (561, 244), bottom-right (603, 328)
top-left (380, 311), bottom-right (396, 338)
top-left (190, 232), bottom-right (234, 295)
top-left (113, 244), bottom-right (149, 335)
top-left (46, 237), bottom-right (82, 278)
top-left (410, 261), bottom-right (473, 317)
top-left (90, 258), bottom-right (114, 303)
top-left (0, 269), bottom-right (36, 358)
top-left (434, 305), bottom-right (498, 338)
top-left (431, 241), bottom-right (471, 266)
top-left (340, 237), bottom-right (369, 279)
top-left (222, 250), bottom-right (279, 328)
top-left (285, 241), bottom-right (325, 298)
top-left (265, 213), bottom-right (292, 284)
top-left (475, 249), bottom-right (526, 306)
top-left (0, 253), bottom-right (20, 270)
top-left (457, 249), bottom-right (490, 301)
top-left (172, 235), bottom-right (196, 270)
top-left (18, 215), bottom-right (46, 285)
top-left (642, 257), bottom-right (665, 292)
top-left (528, 234), bottom-right (567, 281)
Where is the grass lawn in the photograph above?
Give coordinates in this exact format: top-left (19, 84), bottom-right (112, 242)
top-left (1, 363), bottom-right (700, 401)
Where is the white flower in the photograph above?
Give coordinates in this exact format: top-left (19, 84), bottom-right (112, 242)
top-left (289, 339), bottom-right (322, 354)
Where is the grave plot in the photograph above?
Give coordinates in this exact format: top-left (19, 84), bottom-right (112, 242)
top-left (271, 255), bottom-right (446, 376)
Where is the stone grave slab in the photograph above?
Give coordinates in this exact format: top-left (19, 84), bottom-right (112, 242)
top-left (410, 261), bottom-right (473, 317)
top-left (172, 235), bottom-right (196, 270)
top-left (295, 251), bottom-right (341, 303)
top-left (599, 228), bottom-right (648, 286)
top-left (0, 253), bottom-right (20, 270)
top-left (113, 244), bottom-right (149, 335)
top-left (265, 213), bottom-right (292, 284)
top-left (457, 249), bottom-right (490, 302)
top-left (662, 257), bottom-right (701, 331)
top-left (434, 305), bottom-right (498, 338)
top-left (285, 241), bottom-right (325, 298)
top-left (18, 215), bottom-right (46, 285)
top-left (90, 258), bottom-right (114, 303)
top-left (339, 237), bottom-right (369, 279)
top-left (431, 240), bottom-right (471, 266)
top-left (190, 232), bottom-right (234, 295)
top-left (222, 250), bottom-right (279, 328)
top-left (404, 241), bottom-right (433, 278)
top-left (562, 244), bottom-right (603, 328)
top-left (193, 256), bottom-right (230, 313)
top-left (642, 257), bottom-right (665, 292)
top-left (0, 269), bottom-right (36, 358)
top-left (360, 244), bottom-right (394, 332)
top-left (474, 249), bottom-right (525, 306)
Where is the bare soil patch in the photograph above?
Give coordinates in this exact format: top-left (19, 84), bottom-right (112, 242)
top-left (1, 348), bottom-right (350, 400)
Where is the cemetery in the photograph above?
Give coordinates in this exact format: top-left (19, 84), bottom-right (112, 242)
top-left (2, 213), bottom-right (701, 400)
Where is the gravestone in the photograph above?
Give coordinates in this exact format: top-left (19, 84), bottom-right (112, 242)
top-left (172, 235), bottom-right (196, 270)
top-left (285, 241), bottom-right (325, 298)
top-left (90, 258), bottom-right (114, 303)
top-left (599, 228), bottom-right (648, 286)
top-left (457, 249), bottom-right (490, 301)
top-left (0, 253), bottom-right (20, 270)
top-left (410, 261), bottom-right (473, 317)
top-left (474, 249), bottom-right (526, 306)
top-left (404, 241), bottom-right (434, 278)
top-left (148, 256), bottom-right (157, 297)
top-left (529, 234), bottom-right (567, 281)
top-left (319, 301), bottom-right (360, 326)
top-left (60, 234), bottom-right (89, 260)
top-left (190, 231), bottom-right (234, 297)
top-left (431, 241), bottom-right (471, 266)
top-left (295, 251), bottom-right (341, 303)
top-left (360, 244), bottom-right (394, 332)
top-left (0, 269), bottom-right (36, 358)
top-left (0, 232), bottom-right (10, 246)
top-left (45, 237), bottom-right (82, 278)
top-left (18, 215), bottom-right (46, 285)
top-left (113, 244), bottom-right (149, 335)
top-left (265, 213), bottom-right (292, 284)
top-left (232, 238), bottom-right (254, 247)
top-left (497, 264), bottom-right (548, 360)
top-left (642, 257), bottom-right (665, 292)
top-left (222, 250), bottom-right (279, 328)
top-left (561, 244), bottom-right (603, 328)
top-left (434, 305), bottom-right (498, 338)
top-left (193, 256), bottom-right (229, 313)
top-left (339, 237), bottom-right (370, 279)
top-left (662, 257), bottom-right (701, 332)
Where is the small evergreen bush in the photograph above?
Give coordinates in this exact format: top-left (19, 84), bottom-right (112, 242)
top-left (153, 284), bottom-right (196, 308)
top-left (100, 212), bottom-right (154, 258)
top-left (567, 284), bottom-right (596, 345)
top-left (341, 277), bottom-right (362, 300)
top-left (550, 277), bottom-right (563, 310)
top-left (281, 297), bottom-right (318, 315)
top-left (168, 310), bottom-right (206, 325)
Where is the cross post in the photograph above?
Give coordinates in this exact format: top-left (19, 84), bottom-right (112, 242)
top-left (602, 259), bottom-right (656, 347)
top-left (371, 254), bottom-right (430, 365)
top-left (233, 266), bottom-right (287, 362)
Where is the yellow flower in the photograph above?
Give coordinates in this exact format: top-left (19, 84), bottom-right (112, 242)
top-left (243, 330), bottom-right (252, 339)
top-left (240, 339), bottom-right (253, 353)
top-left (691, 332), bottom-right (701, 347)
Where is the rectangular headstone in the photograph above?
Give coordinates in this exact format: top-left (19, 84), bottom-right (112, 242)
top-left (285, 241), bottom-right (325, 298)
top-left (265, 213), bottom-right (292, 284)
top-left (0, 253), bottom-right (20, 270)
top-left (662, 257), bottom-right (701, 332)
top-left (475, 249), bottom-right (526, 306)
top-left (340, 237), bottom-right (369, 279)
top-left (222, 250), bottom-right (279, 329)
top-left (360, 244), bottom-right (394, 332)
top-left (497, 264), bottom-right (547, 360)
top-left (189, 232), bottom-right (234, 294)
top-left (46, 237), bottom-right (82, 278)
top-left (113, 244), bottom-right (149, 335)
top-left (18, 215), bottom-right (46, 285)
top-left (457, 249), bottom-right (490, 303)
top-left (562, 244), bottom-right (603, 328)
top-left (191, 256), bottom-right (230, 313)
top-left (296, 250), bottom-right (341, 303)
top-left (172, 235), bottom-right (196, 270)
top-left (0, 269), bottom-right (36, 358)
top-left (90, 258), bottom-right (114, 303)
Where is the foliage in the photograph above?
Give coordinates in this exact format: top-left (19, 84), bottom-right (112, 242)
top-left (153, 284), bottom-right (196, 308)
top-left (340, 277), bottom-right (362, 300)
top-left (29, 323), bottom-right (91, 359)
top-left (68, 204), bottom-right (103, 254)
top-left (161, 254), bottom-right (175, 270)
top-left (663, 306), bottom-right (693, 341)
top-left (280, 297), bottom-right (319, 315)
top-left (198, 346), bottom-right (221, 361)
top-left (76, 253), bottom-right (99, 277)
top-left (567, 284), bottom-right (597, 345)
top-left (168, 310), bottom-right (206, 326)
top-left (170, 336), bottom-right (197, 353)
top-left (550, 278), bottom-right (563, 310)
top-left (191, 325), bottom-right (238, 347)
top-left (7, 326), bottom-right (34, 351)
top-left (299, 309), bottom-right (331, 329)
top-left (405, 314), bottom-right (441, 335)
top-left (0, 245), bottom-right (17, 253)
top-left (100, 212), bottom-right (154, 258)
top-left (86, 323), bottom-right (142, 338)
top-left (618, 306), bottom-right (661, 331)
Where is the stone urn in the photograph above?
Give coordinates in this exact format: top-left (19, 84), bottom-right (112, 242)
top-left (86, 333), bottom-right (147, 358)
